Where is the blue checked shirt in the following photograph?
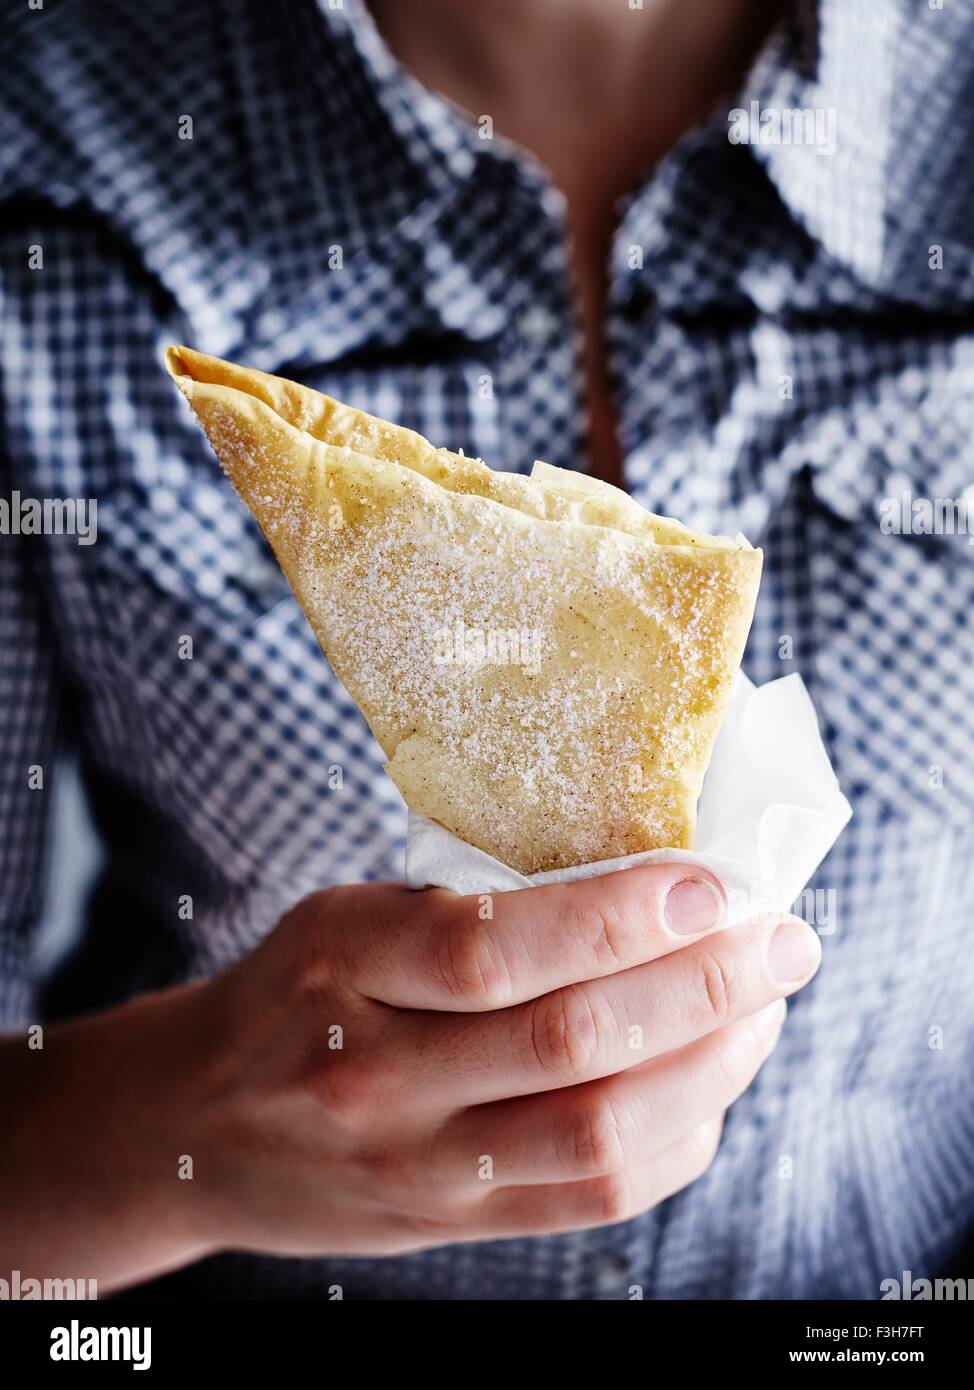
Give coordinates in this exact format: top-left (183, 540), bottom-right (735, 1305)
top-left (2, 0), bottom-right (974, 1300)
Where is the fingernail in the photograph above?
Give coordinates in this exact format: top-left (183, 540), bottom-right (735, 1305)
top-left (664, 878), bottom-right (724, 935)
top-left (767, 919), bottom-right (821, 985)
top-left (752, 998), bottom-right (787, 1044)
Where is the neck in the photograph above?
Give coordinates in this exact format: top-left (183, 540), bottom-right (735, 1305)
top-left (368, 0), bottom-right (781, 141)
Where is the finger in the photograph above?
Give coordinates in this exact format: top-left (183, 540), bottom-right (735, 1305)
top-left (411, 912), bottom-right (819, 1105)
top-left (327, 865), bottom-right (727, 1011)
top-left (471, 1115), bottom-right (725, 1240)
top-left (438, 1000), bottom-right (785, 1188)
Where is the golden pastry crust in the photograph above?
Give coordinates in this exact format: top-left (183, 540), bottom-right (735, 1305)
top-left (166, 345), bottom-right (762, 873)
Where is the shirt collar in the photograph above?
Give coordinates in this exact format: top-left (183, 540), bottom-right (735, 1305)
top-left (243, 0), bottom-right (974, 370)
top-left (699, 0), bottom-right (974, 308)
top-left (316, 0), bottom-right (480, 194)
top-left (207, 0), bottom-right (509, 367)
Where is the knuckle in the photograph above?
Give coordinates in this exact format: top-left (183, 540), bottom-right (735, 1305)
top-left (351, 1142), bottom-right (411, 1193)
top-left (559, 1094), bottom-right (628, 1177)
top-left (290, 886), bottom-right (382, 998)
top-left (560, 885), bottom-right (640, 973)
top-left (710, 1030), bottom-right (754, 1099)
top-left (590, 893), bottom-right (642, 972)
top-left (693, 949), bottom-right (734, 1026)
top-left (527, 985), bottom-right (604, 1080)
top-left (687, 1117), bottom-right (724, 1177)
top-left (396, 1207), bottom-right (466, 1248)
top-left (589, 1172), bottom-right (633, 1226)
top-left (433, 916), bottom-right (514, 1011)
top-left (302, 1052), bottom-right (380, 1127)
top-left (283, 890), bottom-right (342, 988)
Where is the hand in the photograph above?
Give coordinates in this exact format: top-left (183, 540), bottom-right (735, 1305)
top-left (186, 867), bottom-right (820, 1258)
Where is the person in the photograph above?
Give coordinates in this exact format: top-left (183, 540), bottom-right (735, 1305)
top-left (0, 0), bottom-right (971, 1301)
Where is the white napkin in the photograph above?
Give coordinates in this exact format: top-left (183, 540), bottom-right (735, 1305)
top-left (405, 673), bottom-right (852, 922)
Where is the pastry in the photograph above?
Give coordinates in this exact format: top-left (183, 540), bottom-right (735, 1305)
top-left (166, 345), bottom-right (762, 874)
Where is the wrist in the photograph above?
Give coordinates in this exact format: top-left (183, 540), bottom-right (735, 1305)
top-left (111, 975), bottom-right (234, 1267)
top-left (0, 978), bottom-right (226, 1290)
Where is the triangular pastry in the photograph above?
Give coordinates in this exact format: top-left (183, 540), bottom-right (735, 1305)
top-left (166, 345), bottom-right (762, 874)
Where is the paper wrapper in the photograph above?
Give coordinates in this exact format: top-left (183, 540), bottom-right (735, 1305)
top-left (405, 673), bottom-right (852, 921)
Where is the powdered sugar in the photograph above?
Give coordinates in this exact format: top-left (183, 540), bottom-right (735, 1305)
top-left (181, 374), bottom-right (759, 873)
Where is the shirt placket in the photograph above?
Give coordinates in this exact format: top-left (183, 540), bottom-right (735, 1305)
top-left (461, 153), bottom-right (586, 477)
